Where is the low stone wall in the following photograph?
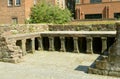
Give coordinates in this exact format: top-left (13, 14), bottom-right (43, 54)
top-left (49, 24), bottom-right (116, 31)
top-left (0, 24), bottom-right (116, 35)
top-left (0, 24), bottom-right (49, 63)
top-left (0, 24), bottom-right (117, 63)
top-left (0, 36), bottom-right (22, 63)
top-left (0, 24), bottom-right (49, 35)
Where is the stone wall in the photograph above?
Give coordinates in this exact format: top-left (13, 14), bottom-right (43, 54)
top-left (49, 24), bottom-right (116, 31)
top-left (88, 22), bottom-right (120, 77)
top-left (0, 24), bottom-right (116, 35)
top-left (0, 31), bottom-right (22, 63)
top-left (0, 36), bottom-right (22, 63)
top-left (0, 24), bottom-right (116, 63)
top-left (0, 24), bottom-right (49, 35)
top-left (0, 24), bottom-right (49, 63)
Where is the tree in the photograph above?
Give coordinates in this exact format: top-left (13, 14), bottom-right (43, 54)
top-left (29, 3), bottom-right (72, 24)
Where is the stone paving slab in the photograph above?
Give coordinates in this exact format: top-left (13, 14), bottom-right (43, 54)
top-left (41, 31), bottom-right (116, 34)
top-left (6, 31), bottom-right (116, 40)
top-left (0, 51), bottom-right (119, 79)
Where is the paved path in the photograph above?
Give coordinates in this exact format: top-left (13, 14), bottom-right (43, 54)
top-left (0, 51), bottom-right (119, 79)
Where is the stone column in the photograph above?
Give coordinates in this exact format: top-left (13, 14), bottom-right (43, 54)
top-left (37, 37), bottom-right (43, 51)
top-left (22, 39), bottom-right (26, 56)
top-left (31, 38), bottom-right (35, 53)
top-left (73, 37), bottom-right (79, 53)
top-left (60, 37), bottom-right (66, 52)
top-left (101, 37), bottom-right (107, 53)
top-left (49, 37), bottom-right (54, 51)
top-left (86, 37), bottom-right (93, 54)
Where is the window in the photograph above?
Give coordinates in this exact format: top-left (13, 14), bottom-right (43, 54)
top-left (85, 14), bottom-right (102, 19)
top-left (90, 0), bottom-right (102, 3)
top-left (15, 0), bottom-right (21, 6)
top-left (8, 0), bottom-right (13, 6)
top-left (76, 0), bottom-right (80, 4)
top-left (34, 0), bottom-right (36, 5)
top-left (114, 13), bottom-right (120, 19)
top-left (12, 17), bottom-right (18, 24)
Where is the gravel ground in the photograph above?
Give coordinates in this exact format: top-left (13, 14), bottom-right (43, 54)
top-left (0, 51), bottom-right (120, 79)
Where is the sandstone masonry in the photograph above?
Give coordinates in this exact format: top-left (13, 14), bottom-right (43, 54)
top-left (88, 22), bottom-right (120, 77)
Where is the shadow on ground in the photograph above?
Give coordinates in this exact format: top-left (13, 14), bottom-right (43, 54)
top-left (75, 54), bottom-right (104, 73)
top-left (75, 65), bottom-right (89, 73)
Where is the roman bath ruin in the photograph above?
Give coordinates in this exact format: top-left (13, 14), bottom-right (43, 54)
top-left (0, 23), bottom-right (120, 77)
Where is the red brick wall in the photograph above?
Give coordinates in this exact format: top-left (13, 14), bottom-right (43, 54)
top-left (76, 1), bottom-right (120, 19)
top-left (25, 0), bottom-right (34, 20)
top-left (0, 0), bottom-right (56, 24)
top-left (0, 0), bottom-right (26, 24)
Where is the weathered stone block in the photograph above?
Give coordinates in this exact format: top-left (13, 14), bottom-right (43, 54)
top-left (95, 60), bottom-right (108, 70)
top-left (88, 22), bottom-right (120, 77)
top-left (101, 55), bottom-right (108, 61)
top-left (109, 71), bottom-right (120, 77)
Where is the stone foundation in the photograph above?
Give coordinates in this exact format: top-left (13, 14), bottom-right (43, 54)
top-left (0, 26), bottom-right (23, 63)
top-left (88, 22), bottom-right (120, 77)
top-left (0, 36), bottom-right (22, 63)
top-left (0, 24), bottom-right (117, 63)
top-left (49, 24), bottom-right (115, 31)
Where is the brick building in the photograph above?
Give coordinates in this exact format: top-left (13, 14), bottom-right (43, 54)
top-left (75, 0), bottom-right (120, 20)
top-left (0, 0), bottom-right (36, 24)
top-left (0, 0), bottom-right (67, 24)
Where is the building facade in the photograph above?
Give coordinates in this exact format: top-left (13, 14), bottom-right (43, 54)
top-left (75, 0), bottom-right (120, 20)
top-left (0, 0), bottom-right (67, 24)
top-left (0, 0), bottom-right (35, 24)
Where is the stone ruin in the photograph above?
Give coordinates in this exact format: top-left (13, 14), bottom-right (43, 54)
top-left (0, 23), bottom-right (120, 77)
top-left (88, 22), bottom-right (120, 77)
top-left (0, 29), bottom-right (22, 63)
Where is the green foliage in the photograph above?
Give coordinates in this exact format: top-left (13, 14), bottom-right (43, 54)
top-left (29, 3), bottom-right (72, 24)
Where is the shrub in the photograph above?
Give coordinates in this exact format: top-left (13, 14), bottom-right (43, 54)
top-left (29, 3), bottom-right (72, 24)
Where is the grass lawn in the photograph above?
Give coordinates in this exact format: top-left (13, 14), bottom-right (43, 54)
top-left (67, 20), bottom-right (120, 25)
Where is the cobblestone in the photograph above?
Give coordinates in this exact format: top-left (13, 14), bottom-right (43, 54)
top-left (0, 51), bottom-right (119, 79)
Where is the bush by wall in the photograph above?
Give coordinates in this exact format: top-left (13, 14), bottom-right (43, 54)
top-left (29, 3), bottom-right (72, 24)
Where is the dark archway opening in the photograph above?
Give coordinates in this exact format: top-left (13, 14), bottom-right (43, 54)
top-left (54, 37), bottom-right (61, 51)
top-left (16, 40), bottom-right (22, 49)
top-left (42, 37), bottom-right (49, 51)
top-left (65, 37), bottom-right (74, 52)
top-left (26, 39), bottom-right (32, 53)
top-left (35, 38), bottom-right (39, 50)
top-left (93, 37), bottom-right (102, 54)
top-left (107, 37), bottom-right (115, 50)
top-left (78, 37), bottom-right (86, 53)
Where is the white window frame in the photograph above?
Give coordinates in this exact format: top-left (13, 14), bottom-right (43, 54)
top-left (15, 0), bottom-right (21, 6)
top-left (8, 0), bottom-right (13, 6)
top-left (76, 0), bottom-right (80, 4)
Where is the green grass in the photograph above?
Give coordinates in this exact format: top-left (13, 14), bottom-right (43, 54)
top-left (67, 20), bottom-right (119, 25)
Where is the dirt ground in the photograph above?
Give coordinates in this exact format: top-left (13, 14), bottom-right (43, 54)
top-left (0, 51), bottom-right (119, 79)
